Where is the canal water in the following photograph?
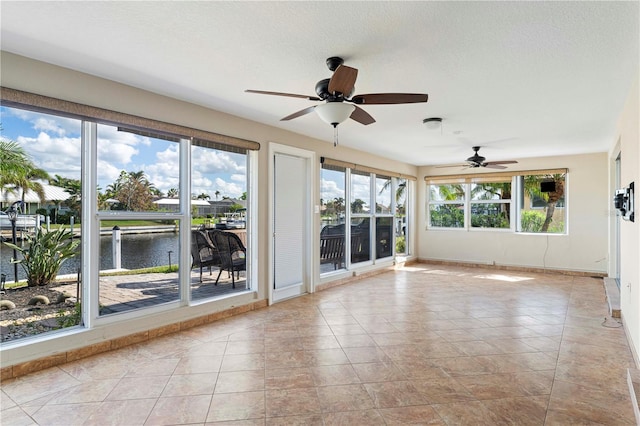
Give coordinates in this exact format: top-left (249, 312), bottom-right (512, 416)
top-left (1, 232), bottom-right (179, 282)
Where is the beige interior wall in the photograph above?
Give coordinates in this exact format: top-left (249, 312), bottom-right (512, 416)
top-left (0, 51), bottom-right (418, 366)
top-left (418, 152), bottom-right (610, 274)
top-left (0, 51), bottom-right (419, 296)
top-left (615, 75), bottom-right (640, 364)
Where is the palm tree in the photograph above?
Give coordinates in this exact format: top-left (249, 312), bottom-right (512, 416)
top-left (471, 182), bottom-right (511, 221)
top-left (0, 140), bottom-right (29, 187)
top-left (524, 174), bottom-right (566, 232)
top-left (196, 192), bottom-right (210, 200)
top-left (50, 175), bottom-right (82, 214)
top-left (430, 183), bottom-right (465, 201)
top-left (13, 164), bottom-right (50, 213)
top-left (214, 190), bottom-right (220, 200)
top-left (107, 170), bottom-right (157, 211)
top-left (379, 178), bottom-right (407, 204)
top-left (167, 188), bottom-right (178, 198)
top-left (351, 199), bottom-right (366, 213)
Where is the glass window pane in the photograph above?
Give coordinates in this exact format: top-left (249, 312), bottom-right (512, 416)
top-left (98, 219), bottom-right (179, 316)
top-left (375, 217), bottom-right (393, 259)
top-left (519, 174), bottom-right (566, 233)
top-left (470, 203), bottom-right (511, 228)
top-left (320, 165), bottom-right (346, 273)
top-left (429, 184), bottom-right (465, 201)
top-left (1, 106), bottom-right (83, 341)
top-left (351, 217), bottom-right (371, 263)
top-left (375, 175), bottom-right (392, 214)
top-left (191, 229), bottom-right (247, 300)
top-left (395, 179), bottom-right (408, 256)
top-left (429, 204), bottom-right (464, 227)
top-left (191, 144), bottom-right (248, 298)
top-left (350, 170), bottom-right (371, 214)
top-left (471, 182), bottom-right (511, 200)
top-left (97, 124), bottom-right (179, 212)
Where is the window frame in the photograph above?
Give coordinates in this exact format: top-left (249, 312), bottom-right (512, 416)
top-left (426, 169), bottom-right (567, 235)
top-left (1, 89), bottom-right (259, 334)
top-left (319, 157), bottom-right (416, 275)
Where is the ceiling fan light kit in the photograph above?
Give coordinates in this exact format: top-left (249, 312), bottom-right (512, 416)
top-left (315, 102), bottom-right (356, 127)
top-left (423, 117), bottom-right (442, 130)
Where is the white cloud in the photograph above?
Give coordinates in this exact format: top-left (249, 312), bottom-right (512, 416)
top-left (230, 173), bottom-right (245, 182)
top-left (97, 138), bottom-right (139, 165)
top-left (213, 177), bottom-right (244, 199)
top-left (16, 132), bottom-right (82, 179)
top-left (5, 106), bottom-right (248, 199)
top-left (96, 161), bottom-right (125, 189)
top-left (11, 109), bottom-right (80, 137)
top-left (192, 146), bottom-right (245, 174)
top-left (320, 178), bottom-right (345, 201)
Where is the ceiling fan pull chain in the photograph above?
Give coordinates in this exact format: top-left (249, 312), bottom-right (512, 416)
top-left (333, 125), bottom-right (339, 147)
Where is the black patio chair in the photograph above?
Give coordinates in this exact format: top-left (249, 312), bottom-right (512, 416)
top-left (190, 230), bottom-right (222, 282)
top-left (207, 230), bottom-right (246, 288)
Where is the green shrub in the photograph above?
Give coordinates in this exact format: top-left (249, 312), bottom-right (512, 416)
top-left (2, 227), bottom-right (80, 287)
top-left (471, 213), bottom-right (509, 228)
top-left (520, 210), bottom-right (546, 232)
top-left (56, 302), bottom-right (82, 329)
top-left (395, 236), bottom-right (406, 253)
top-left (430, 205), bottom-right (464, 227)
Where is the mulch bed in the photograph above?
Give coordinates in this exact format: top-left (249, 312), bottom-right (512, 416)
top-left (0, 280), bottom-right (80, 342)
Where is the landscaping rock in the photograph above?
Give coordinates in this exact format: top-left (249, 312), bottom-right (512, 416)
top-left (28, 295), bottom-right (50, 306)
top-left (0, 300), bottom-right (16, 310)
top-left (56, 292), bottom-right (73, 304)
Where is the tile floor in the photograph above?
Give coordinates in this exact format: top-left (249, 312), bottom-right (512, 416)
top-left (1, 264), bottom-right (637, 425)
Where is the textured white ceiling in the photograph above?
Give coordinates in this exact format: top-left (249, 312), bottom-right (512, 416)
top-left (1, 1), bottom-right (638, 166)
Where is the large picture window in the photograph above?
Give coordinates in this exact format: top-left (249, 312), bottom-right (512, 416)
top-left (1, 89), bottom-right (258, 343)
top-left (395, 178), bottom-right (409, 256)
top-left (470, 180), bottom-right (511, 229)
top-left (375, 175), bottom-right (393, 259)
top-left (350, 170), bottom-right (372, 264)
top-left (1, 106), bottom-right (84, 340)
top-left (516, 174), bottom-right (566, 233)
top-left (427, 170), bottom-right (566, 234)
top-left (320, 164), bottom-right (346, 273)
top-left (428, 183), bottom-right (465, 228)
top-left (320, 158), bottom-right (415, 274)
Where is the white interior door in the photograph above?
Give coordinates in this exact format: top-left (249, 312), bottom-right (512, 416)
top-left (271, 148), bottom-right (312, 302)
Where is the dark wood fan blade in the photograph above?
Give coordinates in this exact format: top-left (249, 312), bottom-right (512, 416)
top-left (280, 106), bottom-right (316, 121)
top-left (484, 160), bottom-right (518, 165)
top-left (435, 164), bottom-right (468, 169)
top-left (350, 105), bottom-right (376, 125)
top-left (328, 65), bottom-right (358, 96)
top-left (351, 93), bottom-right (429, 105)
top-left (245, 90), bottom-right (321, 101)
top-left (484, 164), bottom-right (508, 169)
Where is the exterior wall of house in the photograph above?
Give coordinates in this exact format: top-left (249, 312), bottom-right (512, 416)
top-left (418, 152), bottom-right (610, 274)
top-left (614, 75), bottom-right (640, 364)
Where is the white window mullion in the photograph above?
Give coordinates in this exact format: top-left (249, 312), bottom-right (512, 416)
top-left (464, 184), bottom-right (471, 230)
top-left (81, 121), bottom-right (98, 328)
top-left (179, 138), bottom-right (191, 305)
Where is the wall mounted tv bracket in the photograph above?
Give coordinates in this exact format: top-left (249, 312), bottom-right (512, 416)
top-left (614, 181), bottom-right (635, 222)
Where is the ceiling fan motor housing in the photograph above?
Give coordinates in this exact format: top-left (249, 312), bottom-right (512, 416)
top-left (315, 78), bottom-right (330, 99)
top-left (467, 154), bottom-right (486, 165)
top-left (316, 78), bottom-right (354, 100)
top-left (326, 56), bottom-right (344, 71)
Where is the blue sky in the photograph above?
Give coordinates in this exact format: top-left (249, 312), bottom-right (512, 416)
top-left (1, 106), bottom-right (247, 199)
